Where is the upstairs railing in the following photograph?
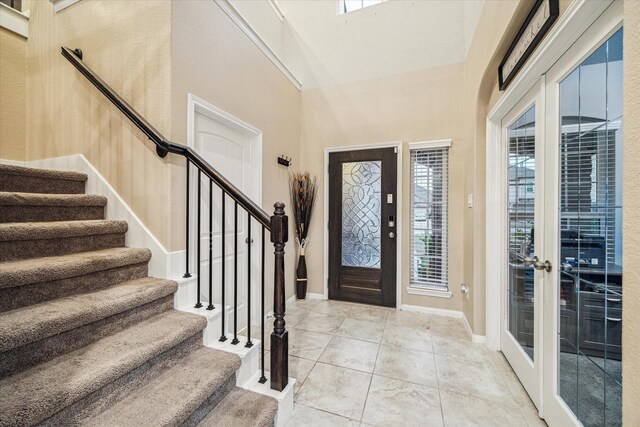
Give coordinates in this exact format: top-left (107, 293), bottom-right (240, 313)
top-left (61, 46), bottom-right (289, 392)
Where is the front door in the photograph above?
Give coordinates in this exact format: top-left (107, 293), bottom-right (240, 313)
top-left (328, 148), bottom-right (397, 307)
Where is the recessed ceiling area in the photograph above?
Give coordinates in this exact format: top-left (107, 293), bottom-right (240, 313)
top-left (227, 0), bottom-right (485, 90)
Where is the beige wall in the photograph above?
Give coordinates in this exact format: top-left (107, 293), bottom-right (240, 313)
top-left (0, 28), bottom-right (27, 161)
top-left (170, 0), bottom-right (302, 297)
top-left (622, 1), bottom-right (640, 424)
top-left (461, 0), bottom-right (530, 335)
top-left (24, 0), bottom-right (173, 247)
top-left (300, 63), bottom-right (465, 310)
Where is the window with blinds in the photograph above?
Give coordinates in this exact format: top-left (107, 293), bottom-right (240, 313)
top-left (410, 144), bottom-right (449, 290)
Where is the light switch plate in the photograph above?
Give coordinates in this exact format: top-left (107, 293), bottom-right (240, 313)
top-left (467, 194), bottom-right (473, 208)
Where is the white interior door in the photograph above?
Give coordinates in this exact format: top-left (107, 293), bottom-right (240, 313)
top-left (542, 3), bottom-right (623, 426)
top-left (500, 82), bottom-right (545, 409)
top-left (192, 108), bottom-right (261, 334)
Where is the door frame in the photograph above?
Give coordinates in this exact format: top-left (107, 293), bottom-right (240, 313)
top-left (486, 0), bottom-right (621, 422)
top-left (323, 142), bottom-right (403, 308)
top-left (486, 0), bottom-right (614, 352)
top-left (186, 93), bottom-right (264, 325)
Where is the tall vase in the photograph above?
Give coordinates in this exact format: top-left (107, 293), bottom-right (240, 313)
top-left (296, 247), bottom-right (307, 299)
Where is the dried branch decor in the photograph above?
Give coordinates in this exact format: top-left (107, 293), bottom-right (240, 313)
top-left (289, 172), bottom-right (318, 299)
top-left (289, 172), bottom-right (318, 250)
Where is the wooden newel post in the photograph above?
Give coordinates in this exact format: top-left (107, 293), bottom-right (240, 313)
top-left (270, 202), bottom-right (288, 391)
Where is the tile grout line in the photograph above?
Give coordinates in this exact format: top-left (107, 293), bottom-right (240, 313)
top-left (359, 335), bottom-right (382, 423)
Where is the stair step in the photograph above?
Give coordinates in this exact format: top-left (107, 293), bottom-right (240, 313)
top-left (0, 277), bottom-right (177, 353)
top-left (0, 164), bottom-right (87, 194)
top-left (0, 310), bottom-right (207, 427)
top-left (0, 220), bottom-right (128, 261)
top-left (82, 347), bottom-right (241, 427)
top-left (197, 387), bottom-right (279, 427)
top-left (0, 192), bottom-right (106, 223)
top-left (0, 247), bottom-right (151, 290)
top-left (0, 247), bottom-right (152, 312)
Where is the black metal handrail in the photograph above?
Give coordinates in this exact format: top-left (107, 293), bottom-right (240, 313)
top-left (62, 46), bottom-right (288, 392)
top-left (61, 46), bottom-right (270, 229)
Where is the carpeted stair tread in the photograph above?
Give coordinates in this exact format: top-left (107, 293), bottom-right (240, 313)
top-left (0, 220), bottom-right (127, 241)
top-left (82, 347), bottom-right (241, 427)
top-left (0, 191), bottom-right (106, 207)
top-left (0, 164), bottom-right (87, 182)
top-left (197, 387), bottom-right (278, 427)
top-left (0, 277), bottom-right (177, 352)
top-left (0, 165), bottom-right (87, 194)
top-left (0, 310), bottom-right (207, 427)
top-left (0, 247), bottom-right (152, 289)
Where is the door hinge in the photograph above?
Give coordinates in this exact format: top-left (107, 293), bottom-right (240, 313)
top-left (394, 146), bottom-right (398, 153)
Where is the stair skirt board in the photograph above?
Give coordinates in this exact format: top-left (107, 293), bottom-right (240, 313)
top-left (0, 163), bottom-right (280, 427)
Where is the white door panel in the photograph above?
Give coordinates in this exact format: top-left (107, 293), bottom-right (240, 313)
top-left (191, 108), bottom-right (261, 336)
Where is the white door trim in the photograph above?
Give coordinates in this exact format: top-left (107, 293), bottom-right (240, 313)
top-left (323, 142), bottom-right (403, 308)
top-left (485, 0), bottom-right (614, 352)
top-left (187, 93), bottom-right (263, 207)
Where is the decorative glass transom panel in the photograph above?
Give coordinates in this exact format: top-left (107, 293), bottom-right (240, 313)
top-left (341, 161), bottom-right (382, 268)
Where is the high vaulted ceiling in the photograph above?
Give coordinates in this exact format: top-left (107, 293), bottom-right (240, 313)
top-left (227, 0), bottom-right (485, 90)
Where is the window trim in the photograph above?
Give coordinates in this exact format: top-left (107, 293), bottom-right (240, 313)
top-left (409, 139), bottom-right (451, 293)
top-left (337, 0), bottom-right (385, 15)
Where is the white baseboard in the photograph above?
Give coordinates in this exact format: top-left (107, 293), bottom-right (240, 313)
top-left (401, 303), bottom-right (486, 344)
top-left (305, 292), bottom-right (325, 300)
top-left (401, 303), bottom-right (464, 318)
top-left (3, 154), bottom-right (185, 280)
top-left (0, 159), bottom-right (27, 166)
top-left (461, 312), bottom-right (486, 344)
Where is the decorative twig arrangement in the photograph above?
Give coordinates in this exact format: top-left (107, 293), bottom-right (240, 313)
top-left (289, 172), bottom-right (318, 299)
top-left (289, 172), bottom-right (318, 249)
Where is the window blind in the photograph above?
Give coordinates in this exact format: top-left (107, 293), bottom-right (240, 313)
top-left (410, 147), bottom-right (449, 289)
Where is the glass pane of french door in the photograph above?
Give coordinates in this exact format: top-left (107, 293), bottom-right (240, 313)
top-left (507, 106), bottom-right (537, 361)
top-left (557, 28), bottom-right (623, 427)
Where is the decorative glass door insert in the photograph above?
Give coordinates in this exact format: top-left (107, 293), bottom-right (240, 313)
top-left (341, 161), bottom-right (382, 268)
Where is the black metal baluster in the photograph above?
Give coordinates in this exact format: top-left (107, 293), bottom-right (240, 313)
top-left (245, 215), bottom-right (253, 348)
top-left (184, 160), bottom-right (192, 278)
top-left (259, 225), bottom-right (267, 384)
top-left (195, 170), bottom-right (203, 309)
top-left (207, 180), bottom-right (214, 311)
top-left (231, 202), bottom-right (240, 345)
top-left (219, 191), bottom-right (228, 342)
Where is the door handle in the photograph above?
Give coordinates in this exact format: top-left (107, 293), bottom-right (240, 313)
top-left (245, 237), bottom-right (254, 244)
top-left (524, 256), bottom-right (552, 272)
top-left (388, 232), bottom-right (395, 239)
top-left (534, 259), bottom-right (552, 272)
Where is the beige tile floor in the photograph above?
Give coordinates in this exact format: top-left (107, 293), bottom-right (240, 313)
top-left (263, 298), bottom-right (548, 427)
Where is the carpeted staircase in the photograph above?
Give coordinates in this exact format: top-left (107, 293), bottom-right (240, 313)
top-left (0, 164), bottom-right (278, 427)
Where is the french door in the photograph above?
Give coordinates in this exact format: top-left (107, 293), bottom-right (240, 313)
top-left (501, 82), bottom-right (545, 409)
top-left (501, 2), bottom-right (623, 426)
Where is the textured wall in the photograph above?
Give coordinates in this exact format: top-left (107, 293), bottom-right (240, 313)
top-left (24, 0), bottom-right (173, 248)
top-left (0, 28), bottom-right (27, 161)
top-left (622, 1), bottom-right (640, 424)
top-left (300, 63), bottom-right (465, 310)
top-left (170, 0), bottom-right (302, 296)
